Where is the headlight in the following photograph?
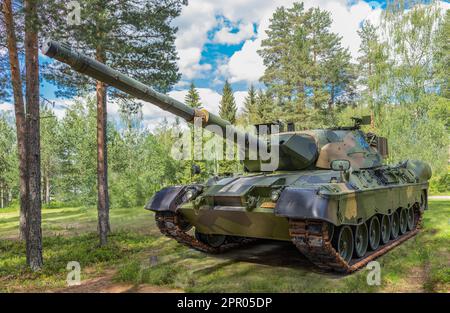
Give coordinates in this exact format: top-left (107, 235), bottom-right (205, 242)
top-left (185, 189), bottom-right (196, 201)
top-left (270, 190), bottom-right (280, 202)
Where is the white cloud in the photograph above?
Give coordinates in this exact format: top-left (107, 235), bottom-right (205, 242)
top-left (174, 1), bottom-right (216, 50)
top-left (173, 80), bottom-right (191, 88)
top-left (177, 47), bottom-right (212, 79)
top-left (325, 0), bottom-right (383, 58)
top-left (213, 22), bottom-right (255, 45)
top-left (173, 1), bottom-right (217, 81)
top-left (225, 33), bottom-right (265, 83)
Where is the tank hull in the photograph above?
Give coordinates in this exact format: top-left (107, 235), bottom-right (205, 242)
top-left (148, 160), bottom-right (431, 272)
top-left (177, 182), bottom-right (427, 241)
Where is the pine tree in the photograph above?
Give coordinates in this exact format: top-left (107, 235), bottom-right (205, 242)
top-left (2, 0), bottom-right (44, 270)
top-left (219, 81), bottom-right (237, 124)
top-left (259, 5), bottom-right (295, 105)
top-left (357, 21), bottom-right (388, 112)
top-left (243, 84), bottom-right (257, 123)
top-left (183, 82), bottom-right (207, 182)
top-left (304, 7), bottom-right (332, 109)
top-left (254, 89), bottom-right (276, 124)
top-left (259, 3), bottom-right (354, 113)
top-left (185, 82), bottom-right (201, 108)
top-left (2, 0), bottom-right (28, 241)
top-left (218, 81), bottom-right (238, 174)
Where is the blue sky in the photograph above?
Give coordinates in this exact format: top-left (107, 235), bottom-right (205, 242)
top-left (2, 0), bottom-right (448, 127)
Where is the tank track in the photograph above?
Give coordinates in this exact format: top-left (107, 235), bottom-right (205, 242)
top-left (289, 206), bottom-right (423, 273)
top-left (155, 211), bottom-right (256, 253)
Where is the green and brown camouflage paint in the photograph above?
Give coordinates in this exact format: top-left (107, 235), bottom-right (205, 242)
top-left (148, 129), bottom-right (431, 241)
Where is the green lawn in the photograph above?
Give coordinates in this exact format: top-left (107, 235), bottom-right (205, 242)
top-left (0, 200), bottom-right (449, 292)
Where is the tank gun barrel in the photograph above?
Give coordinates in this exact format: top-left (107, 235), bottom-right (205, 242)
top-left (41, 40), bottom-right (266, 153)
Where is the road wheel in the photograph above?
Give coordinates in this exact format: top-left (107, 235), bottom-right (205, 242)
top-left (368, 216), bottom-right (381, 251)
top-left (390, 211), bottom-right (400, 239)
top-left (333, 226), bottom-right (354, 264)
top-left (406, 207), bottom-right (415, 231)
top-left (195, 231), bottom-right (227, 248)
top-left (353, 223), bottom-right (368, 258)
top-left (380, 215), bottom-right (391, 244)
top-left (399, 208), bottom-right (408, 235)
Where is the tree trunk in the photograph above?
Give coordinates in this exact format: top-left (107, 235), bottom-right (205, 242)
top-left (2, 0), bottom-right (29, 240)
top-left (24, 0), bottom-right (43, 271)
top-left (96, 48), bottom-right (110, 246)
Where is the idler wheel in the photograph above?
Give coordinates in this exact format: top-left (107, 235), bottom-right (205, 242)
top-left (406, 207), bottom-right (415, 231)
top-left (333, 226), bottom-right (354, 263)
top-left (353, 223), bottom-right (368, 258)
top-left (390, 211), bottom-right (400, 239)
top-left (380, 215), bottom-right (391, 244)
top-left (368, 216), bottom-right (381, 251)
top-left (399, 208), bottom-right (408, 235)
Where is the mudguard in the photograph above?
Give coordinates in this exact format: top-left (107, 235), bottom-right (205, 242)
top-left (274, 187), bottom-right (338, 224)
top-left (145, 186), bottom-right (185, 212)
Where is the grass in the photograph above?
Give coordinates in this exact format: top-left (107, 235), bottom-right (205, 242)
top-left (0, 205), bottom-right (157, 292)
top-left (0, 200), bottom-right (449, 292)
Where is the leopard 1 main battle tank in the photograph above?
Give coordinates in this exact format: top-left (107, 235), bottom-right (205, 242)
top-left (42, 40), bottom-right (432, 273)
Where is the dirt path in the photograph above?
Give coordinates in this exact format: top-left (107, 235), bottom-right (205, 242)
top-left (57, 270), bottom-right (182, 293)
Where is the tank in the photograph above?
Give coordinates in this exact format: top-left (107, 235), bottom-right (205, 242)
top-left (42, 40), bottom-right (432, 273)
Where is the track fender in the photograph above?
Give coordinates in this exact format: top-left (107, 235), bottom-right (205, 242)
top-left (275, 187), bottom-right (338, 224)
top-left (145, 186), bottom-right (185, 212)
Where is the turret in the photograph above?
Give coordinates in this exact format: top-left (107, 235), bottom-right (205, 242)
top-left (42, 40), bottom-right (385, 172)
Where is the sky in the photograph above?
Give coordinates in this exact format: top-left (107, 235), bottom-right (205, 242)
top-left (1, 0), bottom-right (448, 128)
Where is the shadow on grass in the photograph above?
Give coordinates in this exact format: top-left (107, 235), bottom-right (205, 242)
top-left (209, 240), bottom-right (331, 274)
